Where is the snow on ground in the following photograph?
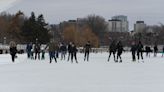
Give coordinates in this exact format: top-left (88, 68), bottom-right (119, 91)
top-left (0, 52), bottom-right (164, 92)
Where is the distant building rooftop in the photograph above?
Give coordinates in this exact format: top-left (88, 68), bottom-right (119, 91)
top-left (108, 19), bottom-right (121, 21)
top-left (136, 21), bottom-right (144, 24)
top-left (68, 20), bottom-right (77, 23)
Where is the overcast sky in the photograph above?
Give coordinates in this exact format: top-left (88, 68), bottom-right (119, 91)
top-left (1, 0), bottom-right (164, 30)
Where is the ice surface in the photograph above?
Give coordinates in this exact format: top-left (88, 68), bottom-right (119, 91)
top-left (0, 52), bottom-right (164, 92)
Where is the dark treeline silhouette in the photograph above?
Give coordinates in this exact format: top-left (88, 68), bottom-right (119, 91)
top-left (132, 25), bottom-right (164, 45)
top-left (1, 11), bottom-right (164, 47)
top-left (21, 12), bottom-right (51, 44)
top-left (0, 11), bottom-right (51, 44)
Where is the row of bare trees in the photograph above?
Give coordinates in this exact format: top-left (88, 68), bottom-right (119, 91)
top-left (132, 25), bottom-right (164, 45)
top-left (51, 15), bottom-right (109, 47)
top-left (0, 11), bottom-right (24, 43)
top-left (62, 25), bottom-right (99, 47)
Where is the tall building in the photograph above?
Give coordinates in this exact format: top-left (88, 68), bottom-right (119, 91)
top-left (134, 21), bottom-right (146, 33)
top-left (112, 15), bottom-right (128, 21)
top-left (108, 15), bottom-right (129, 32)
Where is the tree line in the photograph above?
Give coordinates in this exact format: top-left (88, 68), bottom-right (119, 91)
top-left (0, 11), bottom-right (164, 47)
top-left (0, 11), bottom-right (51, 44)
top-left (0, 12), bottom-right (109, 47)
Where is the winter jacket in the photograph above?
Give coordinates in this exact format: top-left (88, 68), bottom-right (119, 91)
top-left (109, 42), bottom-right (117, 52)
top-left (26, 44), bottom-right (32, 52)
top-left (68, 44), bottom-right (72, 53)
top-left (116, 43), bottom-right (123, 54)
top-left (154, 46), bottom-right (158, 52)
top-left (70, 46), bottom-right (78, 53)
top-left (10, 47), bottom-right (17, 55)
top-left (60, 45), bottom-right (67, 52)
top-left (131, 44), bottom-right (137, 52)
top-left (84, 43), bottom-right (91, 52)
top-left (34, 43), bottom-right (41, 53)
top-left (137, 43), bottom-right (143, 52)
top-left (46, 42), bottom-right (58, 52)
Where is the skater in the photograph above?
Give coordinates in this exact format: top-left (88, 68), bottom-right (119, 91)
top-left (162, 46), bottom-right (164, 57)
top-left (145, 46), bottom-right (151, 57)
top-left (9, 41), bottom-right (17, 62)
top-left (116, 41), bottom-right (124, 63)
top-left (26, 42), bottom-right (32, 58)
top-left (34, 42), bottom-right (41, 60)
top-left (45, 40), bottom-right (58, 63)
top-left (137, 41), bottom-right (144, 62)
top-left (56, 43), bottom-right (60, 59)
top-left (31, 48), bottom-right (34, 59)
top-left (131, 42), bottom-right (137, 62)
top-left (41, 47), bottom-right (45, 60)
top-left (67, 42), bottom-right (72, 61)
top-left (70, 42), bottom-right (78, 63)
top-left (108, 40), bottom-right (117, 62)
top-left (154, 44), bottom-right (158, 57)
top-left (84, 41), bottom-right (91, 61)
top-left (60, 43), bottom-right (67, 60)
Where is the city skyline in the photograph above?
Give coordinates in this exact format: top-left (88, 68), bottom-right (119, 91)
top-left (0, 0), bottom-right (164, 30)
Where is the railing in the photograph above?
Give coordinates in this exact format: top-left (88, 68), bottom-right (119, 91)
top-left (0, 44), bottom-right (163, 54)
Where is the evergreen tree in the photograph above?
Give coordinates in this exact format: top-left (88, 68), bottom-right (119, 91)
top-left (21, 12), bottom-right (51, 44)
top-left (36, 14), bottom-right (50, 43)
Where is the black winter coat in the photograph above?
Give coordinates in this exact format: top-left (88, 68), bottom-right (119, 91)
top-left (117, 43), bottom-right (123, 54)
top-left (68, 44), bottom-right (72, 53)
top-left (70, 46), bottom-right (78, 53)
top-left (137, 43), bottom-right (143, 52)
top-left (10, 47), bottom-right (17, 55)
top-left (154, 46), bottom-right (158, 52)
top-left (131, 44), bottom-right (137, 52)
top-left (60, 45), bottom-right (67, 52)
top-left (84, 43), bottom-right (91, 52)
top-left (109, 42), bottom-right (117, 52)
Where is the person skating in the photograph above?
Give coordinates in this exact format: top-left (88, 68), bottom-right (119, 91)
top-left (108, 40), bottom-right (117, 62)
top-left (60, 43), bottom-right (67, 60)
top-left (162, 46), bottom-right (164, 57)
top-left (137, 41), bottom-right (144, 62)
top-left (34, 42), bottom-right (41, 60)
top-left (70, 42), bottom-right (78, 63)
top-left (67, 42), bottom-right (72, 61)
top-left (26, 42), bottom-right (32, 58)
top-left (145, 46), bottom-right (151, 57)
top-left (84, 41), bottom-right (91, 61)
top-left (41, 47), bottom-right (45, 60)
top-left (45, 40), bottom-right (58, 63)
top-left (131, 42), bottom-right (137, 62)
top-left (9, 41), bottom-right (17, 62)
top-left (154, 44), bottom-right (158, 57)
top-left (31, 48), bottom-right (34, 59)
top-left (116, 41), bottom-right (124, 63)
top-left (56, 43), bottom-right (60, 59)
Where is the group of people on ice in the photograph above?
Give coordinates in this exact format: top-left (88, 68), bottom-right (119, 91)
top-left (25, 40), bottom-right (91, 63)
top-left (9, 39), bottom-right (164, 63)
top-left (108, 40), bottom-right (164, 63)
top-left (45, 40), bottom-right (91, 63)
top-left (108, 40), bottom-right (124, 63)
top-left (131, 41), bottom-right (164, 62)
